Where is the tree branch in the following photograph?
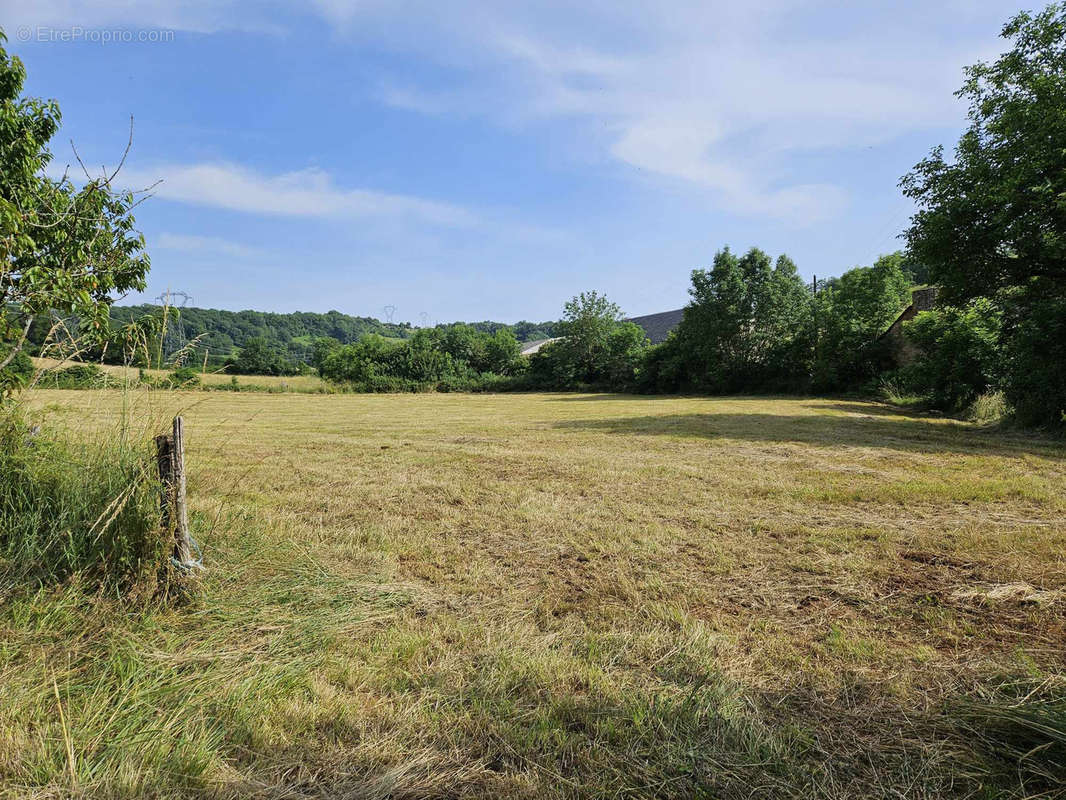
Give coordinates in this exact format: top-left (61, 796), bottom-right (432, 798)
top-left (0, 315), bottom-right (33, 371)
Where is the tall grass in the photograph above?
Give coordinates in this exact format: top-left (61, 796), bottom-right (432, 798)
top-left (950, 687), bottom-right (1066, 793)
top-left (0, 404), bottom-right (164, 592)
top-left (967, 390), bottom-right (1010, 425)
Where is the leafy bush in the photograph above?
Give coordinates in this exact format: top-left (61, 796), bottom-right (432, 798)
top-left (166, 367), bottom-right (201, 389)
top-left (317, 327), bottom-right (525, 392)
top-left (526, 292), bottom-right (648, 391)
top-left (812, 253), bottom-right (912, 392)
top-left (0, 410), bottom-right (164, 589)
top-left (227, 336), bottom-right (304, 376)
top-left (1002, 292), bottom-right (1066, 429)
top-left (902, 298), bottom-right (1003, 412)
top-left (0, 347), bottom-right (34, 394)
top-left (38, 363), bottom-right (106, 389)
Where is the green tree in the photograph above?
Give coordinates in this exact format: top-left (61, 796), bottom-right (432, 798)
top-left (901, 4), bottom-right (1066, 425)
top-left (319, 334), bottom-right (401, 385)
top-left (483, 328), bottom-right (522, 374)
top-left (902, 5), bottom-right (1066, 302)
top-left (230, 337), bottom-right (296, 376)
top-left (533, 291), bottom-right (647, 389)
top-left (556, 292), bottom-right (625, 382)
top-left (903, 298), bottom-right (1003, 411)
top-left (813, 254), bottom-right (911, 390)
top-left (656, 247), bottom-right (813, 393)
top-left (0, 32), bottom-right (149, 375)
top-left (311, 336), bottom-right (342, 372)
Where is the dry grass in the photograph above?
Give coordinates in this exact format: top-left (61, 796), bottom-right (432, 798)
top-left (3, 390), bottom-right (1066, 798)
top-left (31, 357), bottom-right (329, 392)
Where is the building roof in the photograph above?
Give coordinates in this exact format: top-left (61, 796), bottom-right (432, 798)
top-left (519, 337), bottom-right (561, 356)
top-left (625, 308), bottom-right (685, 344)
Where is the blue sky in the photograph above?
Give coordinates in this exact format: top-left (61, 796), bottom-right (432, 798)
top-left (4, 1), bottom-right (1026, 324)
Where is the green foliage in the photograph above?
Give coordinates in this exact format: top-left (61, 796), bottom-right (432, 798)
top-left (0, 32), bottom-right (149, 378)
top-left (902, 5), bottom-right (1066, 304)
top-left (228, 336), bottom-right (302, 376)
top-left (310, 335), bottom-right (342, 372)
top-left (968, 391), bottom-right (1010, 424)
top-left (0, 345), bottom-right (33, 393)
top-left (436, 319), bottom-right (557, 343)
top-left (902, 298), bottom-right (1003, 411)
top-left (812, 253), bottom-right (911, 391)
top-left (104, 305), bottom-right (414, 366)
top-left (528, 291), bottom-right (648, 390)
top-left (37, 363), bottom-right (105, 389)
top-left (0, 409), bottom-right (163, 588)
top-left (902, 4), bottom-right (1066, 427)
top-left (166, 366), bottom-right (201, 389)
top-left (94, 307), bottom-right (556, 369)
top-left (1001, 292), bottom-right (1066, 427)
top-left (643, 248), bottom-right (813, 393)
top-left (317, 327), bottom-right (525, 392)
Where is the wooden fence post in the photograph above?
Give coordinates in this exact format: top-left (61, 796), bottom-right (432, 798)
top-left (155, 416), bottom-right (195, 568)
top-left (171, 416), bottom-right (194, 565)
top-left (154, 432), bottom-right (172, 531)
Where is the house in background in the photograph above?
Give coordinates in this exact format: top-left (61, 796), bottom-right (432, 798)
top-left (519, 307), bottom-right (685, 356)
top-left (519, 338), bottom-right (561, 356)
top-left (626, 308), bottom-right (684, 344)
top-left (881, 287), bottom-right (938, 366)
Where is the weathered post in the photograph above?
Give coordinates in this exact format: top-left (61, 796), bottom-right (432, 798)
top-left (155, 416), bottom-right (196, 568)
top-left (171, 416), bottom-right (194, 565)
top-left (154, 431), bottom-right (172, 531)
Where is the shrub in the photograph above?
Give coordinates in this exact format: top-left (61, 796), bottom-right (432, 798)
top-left (39, 363), bottom-right (106, 389)
top-left (0, 409), bottom-right (165, 589)
top-left (0, 348), bottom-right (34, 394)
top-left (637, 336), bottom-right (688, 394)
top-left (1002, 292), bottom-right (1066, 429)
top-left (903, 298), bottom-right (1003, 412)
top-left (318, 328), bottom-right (526, 393)
top-left (166, 367), bottom-right (201, 389)
top-left (812, 253), bottom-right (912, 392)
top-left (227, 336), bottom-right (302, 376)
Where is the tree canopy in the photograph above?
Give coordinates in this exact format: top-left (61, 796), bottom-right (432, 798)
top-left (902, 4), bottom-right (1066, 302)
top-left (902, 3), bottom-right (1066, 426)
top-left (529, 291), bottom-right (648, 389)
top-left (0, 31), bottom-right (149, 379)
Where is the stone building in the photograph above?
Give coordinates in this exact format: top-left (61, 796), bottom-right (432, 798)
top-left (881, 287), bottom-right (938, 367)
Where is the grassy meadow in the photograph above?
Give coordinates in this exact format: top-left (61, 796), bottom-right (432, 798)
top-left (31, 357), bottom-right (330, 392)
top-left (2, 389), bottom-right (1065, 798)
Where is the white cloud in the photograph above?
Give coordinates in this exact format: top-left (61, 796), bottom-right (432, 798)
top-left (12, 0), bottom-right (1021, 226)
top-left (116, 162), bottom-right (477, 226)
top-left (154, 232), bottom-right (266, 260)
top-left (331, 0), bottom-right (1013, 225)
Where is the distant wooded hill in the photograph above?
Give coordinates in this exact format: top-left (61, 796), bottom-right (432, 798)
top-left (106, 305), bottom-right (557, 363)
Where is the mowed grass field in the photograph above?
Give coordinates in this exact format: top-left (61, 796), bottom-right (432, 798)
top-left (31, 357), bottom-right (329, 391)
top-left (4, 390), bottom-right (1066, 798)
